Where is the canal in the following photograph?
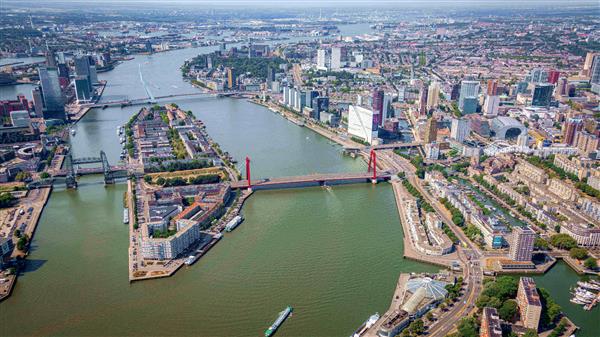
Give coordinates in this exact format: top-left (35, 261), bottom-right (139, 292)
top-left (1, 33), bottom-right (598, 336)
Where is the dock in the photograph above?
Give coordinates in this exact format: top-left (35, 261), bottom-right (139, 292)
top-left (362, 273), bottom-right (411, 337)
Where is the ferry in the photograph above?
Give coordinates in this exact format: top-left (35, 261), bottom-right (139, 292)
top-left (225, 216), bottom-right (243, 232)
top-left (123, 209), bottom-right (129, 224)
top-left (265, 306), bottom-right (293, 337)
top-left (351, 313), bottom-right (380, 337)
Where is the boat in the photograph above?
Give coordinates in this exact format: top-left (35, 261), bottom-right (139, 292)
top-left (570, 298), bottom-right (588, 305)
top-left (71, 129), bottom-right (76, 136)
top-left (264, 306), bottom-right (293, 337)
top-left (351, 313), bottom-right (380, 337)
top-left (577, 281), bottom-right (600, 291)
top-left (225, 216), bottom-right (243, 232)
top-left (184, 254), bottom-right (200, 266)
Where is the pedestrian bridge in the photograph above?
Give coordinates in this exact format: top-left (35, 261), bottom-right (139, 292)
top-left (230, 171), bottom-right (393, 190)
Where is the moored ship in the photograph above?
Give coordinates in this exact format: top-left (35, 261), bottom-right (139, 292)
top-left (225, 216), bottom-right (243, 232)
top-left (351, 313), bottom-right (380, 337)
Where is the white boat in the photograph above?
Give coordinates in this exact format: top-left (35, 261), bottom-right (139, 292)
top-left (224, 216), bottom-right (243, 232)
top-left (71, 129), bottom-right (76, 136)
top-left (184, 254), bottom-right (199, 266)
top-left (577, 281), bottom-right (600, 291)
top-left (123, 209), bottom-right (129, 224)
top-left (351, 313), bottom-right (380, 337)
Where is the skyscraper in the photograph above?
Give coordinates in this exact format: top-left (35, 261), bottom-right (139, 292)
top-left (316, 49), bottom-right (327, 70)
top-left (450, 118), bottom-right (470, 143)
top-left (517, 277), bottom-right (542, 331)
top-left (45, 49), bottom-right (57, 67)
top-left (31, 86), bottom-right (44, 117)
top-left (510, 226), bottom-right (535, 261)
top-left (74, 76), bottom-right (92, 103)
top-left (590, 55), bottom-right (600, 94)
top-left (418, 85), bottom-right (428, 116)
top-left (426, 81), bottom-right (440, 111)
top-left (330, 47), bottom-right (341, 70)
top-left (226, 67), bottom-right (237, 89)
top-left (547, 70), bottom-right (560, 84)
top-left (486, 79), bottom-right (498, 96)
top-left (531, 83), bottom-right (553, 107)
top-left (563, 118), bottom-right (583, 145)
top-left (483, 95), bottom-right (499, 117)
top-left (525, 68), bottom-right (548, 84)
top-left (458, 80), bottom-right (479, 112)
top-left (424, 117), bottom-right (437, 143)
top-left (38, 66), bottom-right (65, 120)
top-left (371, 89), bottom-right (384, 128)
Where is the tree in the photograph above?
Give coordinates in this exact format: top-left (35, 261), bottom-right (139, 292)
top-left (538, 287), bottom-right (561, 328)
top-left (0, 192), bottom-right (15, 208)
top-left (584, 257), bottom-right (597, 270)
top-left (549, 234), bottom-right (577, 250)
top-left (155, 177), bottom-right (165, 186)
top-left (522, 329), bottom-right (539, 337)
top-left (143, 175), bottom-right (152, 183)
top-left (456, 317), bottom-right (479, 337)
top-left (408, 319), bottom-right (425, 335)
top-left (15, 171), bottom-right (31, 182)
top-left (534, 237), bottom-right (549, 250)
top-left (498, 300), bottom-right (518, 321)
top-left (426, 312), bottom-right (434, 321)
top-left (40, 172), bottom-right (50, 179)
top-left (569, 247), bottom-right (588, 260)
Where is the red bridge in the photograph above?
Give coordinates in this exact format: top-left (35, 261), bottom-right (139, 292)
top-left (232, 150), bottom-right (392, 190)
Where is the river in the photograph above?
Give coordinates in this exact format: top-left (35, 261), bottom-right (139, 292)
top-left (1, 30), bottom-right (597, 337)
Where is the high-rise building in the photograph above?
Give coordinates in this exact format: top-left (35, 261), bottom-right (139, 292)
top-left (486, 79), bottom-right (498, 96)
top-left (450, 118), bottom-right (470, 143)
top-left (582, 52), bottom-right (596, 77)
top-left (426, 81), bottom-right (440, 111)
top-left (348, 105), bottom-right (378, 144)
top-left (371, 89), bottom-right (384, 128)
top-left (38, 66), bottom-right (65, 120)
top-left (226, 67), bottom-right (237, 89)
top-left (526, 68), bottom-right (549, 84)
top-left (517, 133), bottom-right (529, 148)
top-left (563, 118), bottom-right (583, 145)
top-left (480, 307), bottom-right (502, 337)
top-left (424, 117), bottom-right (437, 143)
top-left (547, 70), bottom-right (560, 84)
top-left (450, 83), bottom-right (461, 101)
top-left (266, 66), bottom-right (275, 86)
top-left (458, 80), bottom-right (479, 112)
top-left (418, 85), bottom-right (428, 116)
top-left (517, 277), bottom-right (542, 331)
top-left (510, 226), bottom-right (535, 261)
top-left (45, 49), bottom-right (57, 67)
top-left (74, 76), bottom-right (92, 103)
top-left (574, 131), bottom-right (599, 156)
top-left (311, 96), bottom-right (329, 120)
top-left (317, 49), bottom-right (327, 70)
top-left (31, 86), bottom-right (44, 117)
top-left (531, 84), bottom-right (553, 107)
top-left (483, 95), bottom-right (499, 117)
top-left (516, 81), bottom-right (529, 94)
top-left (330, 47), bottom-right (341, 70)
top-left (89, 65), bottom-right (98, 85)
top-left (555, 77), bottom-right (568, 98)
top-left (591, 55), bottom-right (600, 94)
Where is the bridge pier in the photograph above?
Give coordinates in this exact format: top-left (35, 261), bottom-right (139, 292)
top-left (65, 176), bottom-right (78, 189)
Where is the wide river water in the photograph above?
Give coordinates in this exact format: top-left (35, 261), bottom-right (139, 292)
top-left (1, 29), bottom-right (598, 336)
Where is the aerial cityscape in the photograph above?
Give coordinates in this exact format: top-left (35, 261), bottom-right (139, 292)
top-left (0, 0), bottom-right (599, 336)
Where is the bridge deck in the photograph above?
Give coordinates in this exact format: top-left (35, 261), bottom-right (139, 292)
top-left (231, 171), bottom-right (392, 189)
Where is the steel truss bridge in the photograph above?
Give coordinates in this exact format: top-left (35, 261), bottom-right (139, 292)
top-left (28, 151), bottom-right (132, 189)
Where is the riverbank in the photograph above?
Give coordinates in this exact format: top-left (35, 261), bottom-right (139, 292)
top-left (67, 80), bottom-right (107, 122)
top-left (0, 186), bottom-right (52, 302)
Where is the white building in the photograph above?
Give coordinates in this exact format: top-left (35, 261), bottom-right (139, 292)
top-left (330, 47), bottom-right (341, 70)
top-left (450, 118), bottom-right (470, 143)
top-left (348, 105), bottom-right (378, 144)
top-left (317, 49), bottom-right (328, 70)
top-left (483, 95), bottom-right (500, 116)
top-left (426, 82), bottom-right (440, 111)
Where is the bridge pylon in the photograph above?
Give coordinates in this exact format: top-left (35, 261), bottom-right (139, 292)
top-left (367, 149), bottom-right (377, 184)
top-left (65, 152), bottom-right (78, 189)
top-left (100, 150), bottom-right (114, 185)
top-left (245, 156), bottom-right (252, 190)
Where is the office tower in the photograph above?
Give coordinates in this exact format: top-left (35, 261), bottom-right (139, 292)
top-left (382, 92), bottom-right (393, 121)
top-left (591, 55), bottom-right (600, 94)
top-left (45, 49), bottom-right (57, 67)
top-left (556, 77), bottom-right (568, 97)
top-left (226, 67), bottom-right (237, 89)
top-left (418, 86), bottom-right (428, 116)
top-left (486, 79), bottom-right (498, 96)
top-left (516, 81), bottom-right (529, 94)
top-left (426, 81), bottom-right (440, 111)
top-left (317, 49), bottom-right (327, 70)
top-left (525, 68), bottom-right (548, 84)
top-left (510, 227), bottom-right (535, 261)
top-left (74, 76), bottom-right (92, 103)
top-left (582, 52), bottom-right (596, 76)
top-left (371, 89), bottom-right (384, 128)
top-left (547, 70), bottom-right (560, 84)
top-left (311, 96), bottom-right (329, 120)
top-left (450, 118), bottom-right (470, 143)
top-left (424, 117), bottom-right (437, 143)
top-left (517, 277), bottom-right (542, 331)
top-left (483, 95), bottom-right (499, 117)
top-left (266, 66), bottom-right (275, 86)
top-left (562, 118), bottom-right (583, 145)
top-left (282, 86), bottom-right (289, 105)
top-left (480, 307), bottom-right (502, 337)
top-left (74, 55), bottom-right (91, 77)
top-left (57, 63), bottom-right (70, 80)
top-left (458, 80), bottom-right (479, 112)
top-left (348, 105), bottom-right (377, 144)
top-left (462, 97), bottom-right (478, 114)
top-left (306, 90), bottom-right (319, 109)
top-left (330, 47), bottom-right (341, 70)
top-left (89, 65), bottom-right (98, 85)
top-left (38, 66), bottom-right (65, 120)
top-left (531, 84), bottom-right (553, 107)
top-left (450, 83), bottom-right (460, 101)
top-left (31, 86), bottom-right (44, 117)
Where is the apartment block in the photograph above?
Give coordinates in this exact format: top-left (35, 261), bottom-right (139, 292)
top-left (517, 277), bottom-right (542, 331)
